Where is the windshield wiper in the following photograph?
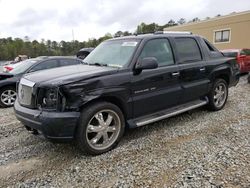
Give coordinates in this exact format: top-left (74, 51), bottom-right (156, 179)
top-left (89, 62), bottom-right (108, 67)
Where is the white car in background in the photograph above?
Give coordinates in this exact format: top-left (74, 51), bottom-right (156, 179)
top-left (3, 63), bottom-right (21, 73)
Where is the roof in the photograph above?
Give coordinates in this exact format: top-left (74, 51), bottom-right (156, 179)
top-left (78, 48), bottom-right (94, 52)
top-left (35, 56), bottom-right (77, 60)
top-left (108, 32), bottom-right (198, 41)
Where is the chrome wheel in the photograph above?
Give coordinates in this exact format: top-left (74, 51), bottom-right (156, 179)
top-left (213, 82), bottom-right (227, 108)
top-left (1, 89), bottom-right (17, 106)
top-left (86, 110), bottom-right (121, 151)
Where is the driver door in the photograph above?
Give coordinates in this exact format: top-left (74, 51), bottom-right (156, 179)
top-left (131, 38), bottom-right (182, 118)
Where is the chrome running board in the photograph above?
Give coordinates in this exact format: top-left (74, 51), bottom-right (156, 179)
top-left (135, 99), bottom-right (208, 127)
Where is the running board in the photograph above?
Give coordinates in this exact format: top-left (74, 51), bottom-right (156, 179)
top-left (134, 99), bottom-right (208, 127)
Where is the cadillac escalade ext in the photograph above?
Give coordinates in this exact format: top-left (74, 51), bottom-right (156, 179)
top-left (14, 32), bottom-right (240, 155)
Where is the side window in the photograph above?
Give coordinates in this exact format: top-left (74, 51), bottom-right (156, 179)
top-left (242, 49), bottom-right (250, 56)
top-left (139, 38), bottom-right (174, 67)
top-left (30, 60), bottom-right (58, 72)
top-left (240, 50), bottom-right (246, 55)
top-left (175, 38), bottom-right (202, 63)
top-left (59, 59), bottom-right (81, 67)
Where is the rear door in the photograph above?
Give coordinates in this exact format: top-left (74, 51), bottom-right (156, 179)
top-left (173, 37), bottom-right (209, 103)
top-left (131, 38), bottom-right (182, 118)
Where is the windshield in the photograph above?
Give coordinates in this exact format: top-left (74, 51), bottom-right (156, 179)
top-left (84, 39), bottom-right (140, 67)
top-left (9, 59), bottom-right (39, 74)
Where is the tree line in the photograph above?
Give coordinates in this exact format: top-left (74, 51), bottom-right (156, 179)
top-left (0, 16), bottom-right (219, 60)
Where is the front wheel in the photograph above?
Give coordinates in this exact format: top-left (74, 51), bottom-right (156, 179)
top-left (76, 102), bottom-right (125, 155)
top-left (0, 86), bottom-right (17, 108)
top-left (207, 79), bottom-right (228, 111)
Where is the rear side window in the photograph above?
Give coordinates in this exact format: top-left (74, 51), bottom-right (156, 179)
top-left (203, 39), bottom-right (217, 52)
top-left (30, 60), bottom-right (59, 72)
top-left (59, 59), bottom-right (81, 66)
top-left (175, 38), bottom-right (202, 63)
top-left (139, 38), bottom-right (174, 67)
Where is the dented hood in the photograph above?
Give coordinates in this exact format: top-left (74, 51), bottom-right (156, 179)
top-left (23, 64), bottom-right (117, 86)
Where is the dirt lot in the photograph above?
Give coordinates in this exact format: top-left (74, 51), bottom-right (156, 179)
top-left (0, 76), bottom-right (249, 188)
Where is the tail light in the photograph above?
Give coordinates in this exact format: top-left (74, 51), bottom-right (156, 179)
top-left (4, 66), bottom-right (13, 72)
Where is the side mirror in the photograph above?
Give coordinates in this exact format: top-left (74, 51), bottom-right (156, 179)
top-left (135, 57), bottom-right (158, 70)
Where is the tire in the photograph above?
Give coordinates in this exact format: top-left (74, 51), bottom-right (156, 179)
top-left (0, 86), bottom-right (17, 108)
top-left (207, 79), bottom-right (228, 111)
top-left (76, 102), bottom-right (125, 155)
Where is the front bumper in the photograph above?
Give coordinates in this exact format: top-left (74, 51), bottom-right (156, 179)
top-left (14, 101), bottom-right (80, 141)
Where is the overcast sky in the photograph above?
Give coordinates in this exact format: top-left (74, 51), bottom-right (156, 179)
top-left (0, 0), bottom-right (249, 42)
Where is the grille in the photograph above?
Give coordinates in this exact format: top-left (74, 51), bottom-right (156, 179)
top-left (18, 78), bottom-right (35, 107)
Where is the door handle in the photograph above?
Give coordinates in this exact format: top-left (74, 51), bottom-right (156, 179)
top-left (172, 72), bottom-right (180, 76)
top-left (200, 67), bottom-right (206, 72)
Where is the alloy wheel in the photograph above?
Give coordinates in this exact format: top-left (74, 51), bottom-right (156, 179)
top-left (1, 89), bottom-right (17, 106)
top-left (213, 83), bottom-right (227, 108)
top-left (86, 109), bottom-right (121, 151)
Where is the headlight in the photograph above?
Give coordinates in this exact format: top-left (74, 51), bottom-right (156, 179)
top-left (41, 88), bottom-right (58, 110)
top-left (43, 89), bottom-right (58, 108)
top-left (37, 87), bottom-right (67, 111)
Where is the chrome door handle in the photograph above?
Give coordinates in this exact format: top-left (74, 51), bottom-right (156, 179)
top-left (200, 67), bottom-right (206, 72)
top-left (172, 72), bottom-right (180, 76)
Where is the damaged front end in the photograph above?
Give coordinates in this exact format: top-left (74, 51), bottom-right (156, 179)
top-left (36, 86), bottom-right (67, 112)
top-left (36, 82), bottom-right (91, 113)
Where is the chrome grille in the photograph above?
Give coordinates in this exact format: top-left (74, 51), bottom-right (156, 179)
top-left (18, 78), bottom-right (35, 106)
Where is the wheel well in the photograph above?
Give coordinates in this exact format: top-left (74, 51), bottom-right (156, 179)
top-left (215, 74), bottom-right (229, 85)
top-left (80, 96), bottom-right (127, 119)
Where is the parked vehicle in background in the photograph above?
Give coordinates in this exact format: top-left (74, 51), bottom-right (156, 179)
top-left (0, 56), bottom-right (83, 107)
top-left (14, 33), bottom-right (240, 155)
top-left (4, 55), bottom-right (28, 66)
top-left (14, 55), bottom-right (28, 62)
top-left (3, 55), bottom-right (29, 72)
top-left (3, 56), bottom-right (47, 73)
top-left (76, 48), bottom-right (94, 59)
top-left (221, 49), bottom-right (250, 73)
top-left (3, 63), bottom-right (20, 72)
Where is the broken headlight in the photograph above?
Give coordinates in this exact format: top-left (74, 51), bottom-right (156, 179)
top-left (42, 88), bottom-right (58, 109)
top-left (37, 87), bottom-right (67, 111)
top-left (36, 88), bottom-right (59, 110)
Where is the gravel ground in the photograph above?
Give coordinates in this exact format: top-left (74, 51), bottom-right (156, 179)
top-left (0, 76), bottom-right (249, 188)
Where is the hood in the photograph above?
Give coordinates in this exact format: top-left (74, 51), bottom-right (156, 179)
top-left (23, 64), bottom-right (118, 86)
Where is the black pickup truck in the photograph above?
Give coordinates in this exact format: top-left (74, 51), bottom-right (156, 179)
top-left (14, 32), bottom-right (240, 155)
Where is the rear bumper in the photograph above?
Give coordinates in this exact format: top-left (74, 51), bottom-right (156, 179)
top-left (14, 101), bottom-right (80, 141)
top-left (239, 62), bottom-right (250, 73)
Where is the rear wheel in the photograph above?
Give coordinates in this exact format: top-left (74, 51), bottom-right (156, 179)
top-left (207, 79), bottom-right (228, 111)
top-left (0, 86), bottom-right (17, 108)
top-left (76, 102), bottom-right (125, 155)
